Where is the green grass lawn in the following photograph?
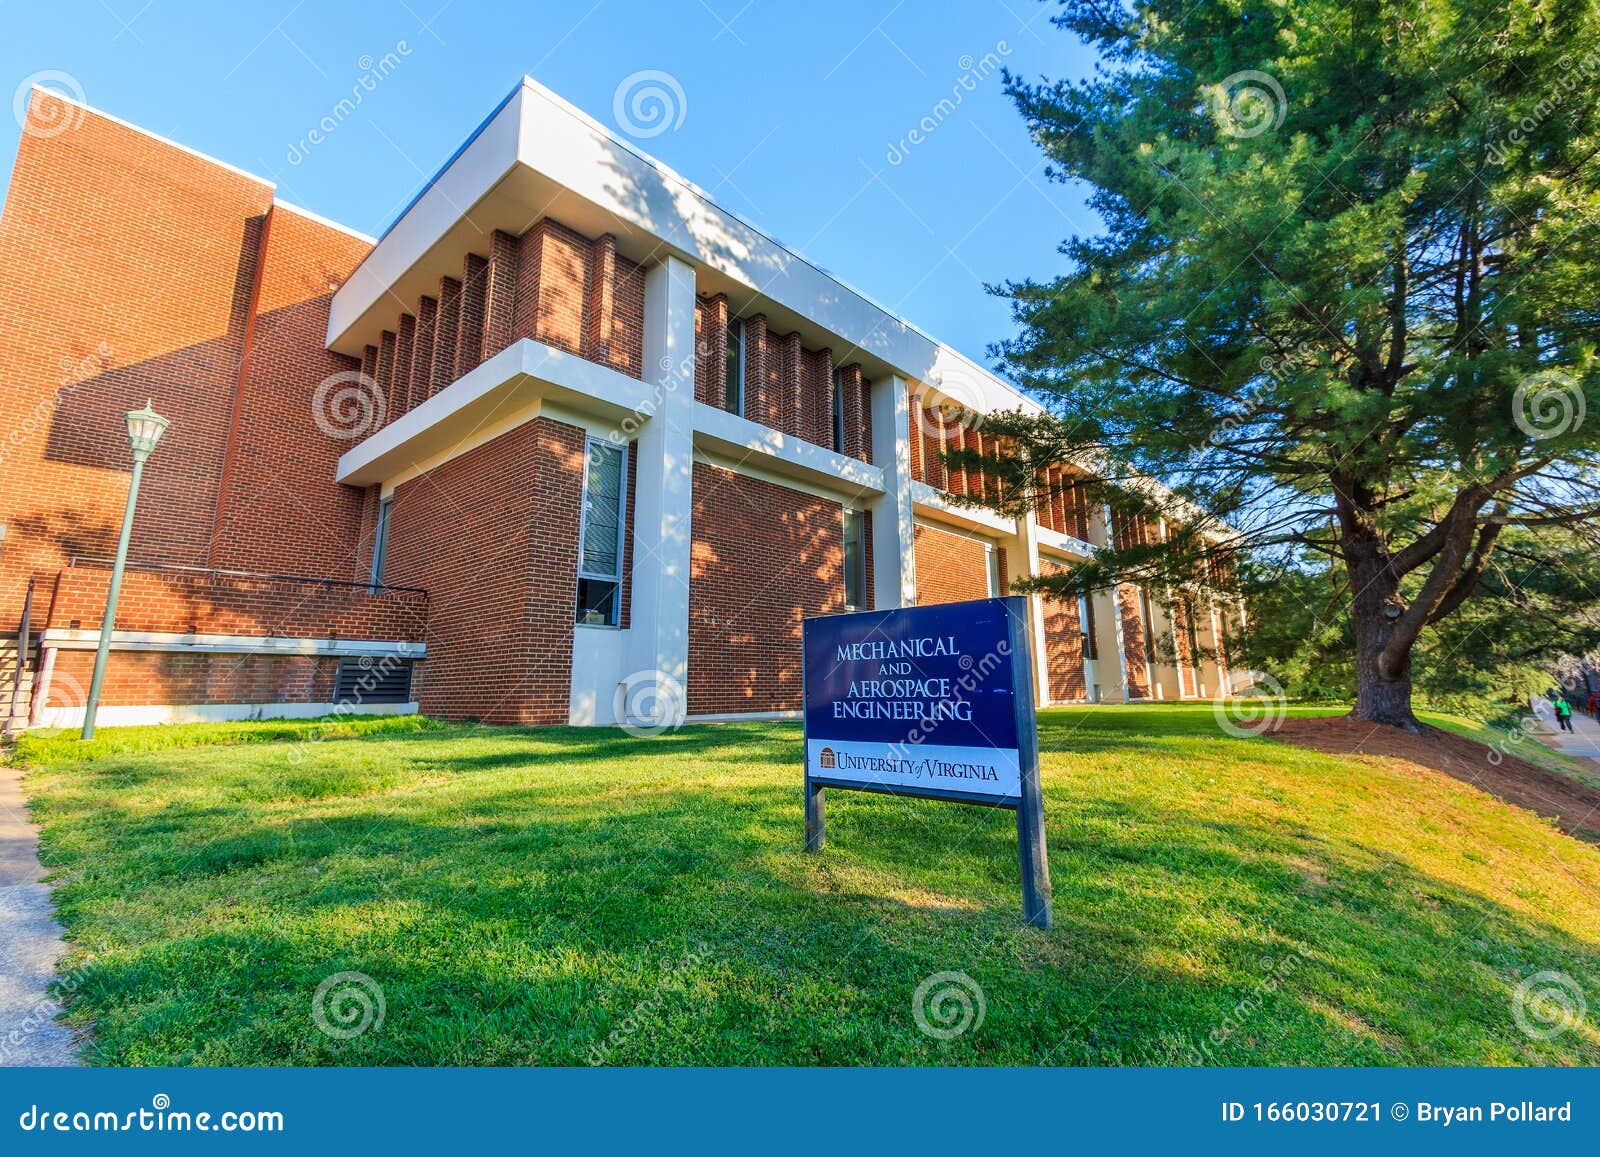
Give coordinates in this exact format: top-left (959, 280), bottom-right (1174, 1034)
top-left (12, 703), bottom-right (1600, 1066)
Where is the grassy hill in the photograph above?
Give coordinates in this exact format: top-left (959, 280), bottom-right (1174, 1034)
top-left (12, 703), bottom-right (1600, 1065)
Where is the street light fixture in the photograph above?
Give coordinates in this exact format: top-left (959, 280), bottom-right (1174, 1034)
top-left (80, 401), bottom-right (169, 740)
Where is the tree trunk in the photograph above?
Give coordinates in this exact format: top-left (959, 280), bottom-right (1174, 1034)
top-left (1345, 540), bottom-right (1423, 732)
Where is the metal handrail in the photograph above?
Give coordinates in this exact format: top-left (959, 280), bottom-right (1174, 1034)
top-left (65, 557), bottom-right (428, 598)
top-left (7, 576), bottom-right (33, 724)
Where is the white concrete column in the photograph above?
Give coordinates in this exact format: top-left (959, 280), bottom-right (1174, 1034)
top-left (1013, 513), bottom-right (1052, 705)
top-left (624, 254), bottom-right (697, 726)
top-left (868, 373), bottom-right (917, 609)
top-left (1101, 502), bottom-right (1131, 702)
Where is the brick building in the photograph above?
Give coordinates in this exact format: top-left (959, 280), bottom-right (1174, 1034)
top-left (0, 78), bottom-right (1240, 731)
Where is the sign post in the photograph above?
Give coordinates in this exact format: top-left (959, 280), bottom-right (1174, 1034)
top-left (801, 595), bottom-right (1052, 928)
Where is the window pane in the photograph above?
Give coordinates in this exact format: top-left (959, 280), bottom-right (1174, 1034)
top-left (843, 511), bottom-right (863, 609)
top-left (370, 500), bottom-right (391, 588)
top-left (577, 578), bottom-right (619, 626)
top-left (724, 320), bottom-right (742, 414)
top-left (581, 441), bottom-right (623, 578)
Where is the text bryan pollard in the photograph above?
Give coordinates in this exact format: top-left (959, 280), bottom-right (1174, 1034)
top-left (1416, 1102), bottom-right (1571, 1126)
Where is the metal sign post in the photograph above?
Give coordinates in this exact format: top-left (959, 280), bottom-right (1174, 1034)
top-left (801, 595), bottom-right (1052, 928)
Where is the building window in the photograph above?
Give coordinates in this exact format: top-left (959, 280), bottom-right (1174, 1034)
top-left (369, 499), bottom-right (392, 590)
top-left (842, 510), bottom-right (865, 610)
top-left (986, 546), bottom-right (1002, 598)
top-left (577, 438), bottom-right (628, 626)
top-left (1138, 588), bottom-right (1156, 670)
top-left (1080, 595), bottom-right (1099, 661)
top-left (1184, 598), bottom-right (1201, 667)
top-left (724, 319), bottom-right (744, 416)
top-left (832, 369), bottom-right (846, 453)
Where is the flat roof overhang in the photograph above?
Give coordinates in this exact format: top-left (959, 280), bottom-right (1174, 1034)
top-left (325, 78), bottom-right (1042, 420)
top-left (335, 339), bottom-right (651, 487)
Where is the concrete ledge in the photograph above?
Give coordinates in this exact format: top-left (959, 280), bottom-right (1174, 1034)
top-left (40, 630), bottom-right (426, 658)
top-left (684, 710), bottom-right (801, 724)
top-left (910, 481), bottom-right (1016, 536)
top-left (693, 403), bottom-right (884, 497)
top-left (1036, 525), bottom-right (1098, 560)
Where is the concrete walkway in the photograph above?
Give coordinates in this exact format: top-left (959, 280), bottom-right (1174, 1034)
top-left (0, 762), bottom-right (81, 1066)
top-left (1532, 697), bottom-right (1600, 763)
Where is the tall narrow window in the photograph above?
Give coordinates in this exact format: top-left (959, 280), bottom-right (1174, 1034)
top-left (842, 510), bottom-right (865, 611)
top-left (723, 319), bottom-right (744, 416)
top-left (1081, 595), bottom-right (1099, 660)
top-left (577, 438), bottom-right (628, 626)
top-left (369, 499), bottom-right (392, 590)
top-left (986, 546), bottom-right (1002, 598)
top-left (1184, 598), bottom-right (1201, 669)
top-left (1138, 588), bottom-right (1156, 670)
top-left (832, 369), bottom-right (846, 453)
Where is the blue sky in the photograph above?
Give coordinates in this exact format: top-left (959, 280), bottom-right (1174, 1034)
top-left (2, 0), bottom-right (1099, 366)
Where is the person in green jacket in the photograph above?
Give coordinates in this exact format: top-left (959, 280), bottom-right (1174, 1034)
top-left (1555, 696), bottom-right (1575, 733)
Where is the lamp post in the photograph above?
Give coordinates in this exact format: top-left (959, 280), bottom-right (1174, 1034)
top-left (80, 401), bottom-right (169, 741)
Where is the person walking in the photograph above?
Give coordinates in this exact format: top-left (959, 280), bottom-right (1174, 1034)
top-left (1555, 696), bottom-right (1575, 733)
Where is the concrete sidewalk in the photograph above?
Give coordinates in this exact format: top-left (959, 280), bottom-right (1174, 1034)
top-left (0, 762), bottom-right (81, 1066)
top-left (1531, 697), bottom-right (1600, 763)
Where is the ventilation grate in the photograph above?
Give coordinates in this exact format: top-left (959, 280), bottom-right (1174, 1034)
top-left (333, 657), bottom-right (414, 705)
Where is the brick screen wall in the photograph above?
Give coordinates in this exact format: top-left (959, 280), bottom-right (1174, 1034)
top-left (687, 463), bottom-right (845, 715)
top-left (912, 524), bottom-right (993, 606)
top-left (382, 417), bottom-right (584, 725)
top-left (692, 295), bottom-right (871, 463)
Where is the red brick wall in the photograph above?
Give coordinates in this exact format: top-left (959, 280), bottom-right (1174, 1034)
top-left (0, 91), bottom-right (275, 629)
top-left (688, 464), bottom-right (844, 715)
top-left (43, 566), bottom-right (425, 640)
top-left (210, 205), bottom-right (374, 578)
top-left (382, 417), bottom-right (584, 724)
top-left (913, 524), bottom-right (992, 606)
top-left (49, 648), bottom-right (340, 708)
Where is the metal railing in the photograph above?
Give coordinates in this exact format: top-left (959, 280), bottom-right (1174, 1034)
top-left (65, 557), bottom-right (428, 598)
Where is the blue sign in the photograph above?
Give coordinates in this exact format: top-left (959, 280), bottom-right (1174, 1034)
top-left (802, 595), bottom-right (1051, 926)
top-left (802, 596), bottom-right (1028, 804)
